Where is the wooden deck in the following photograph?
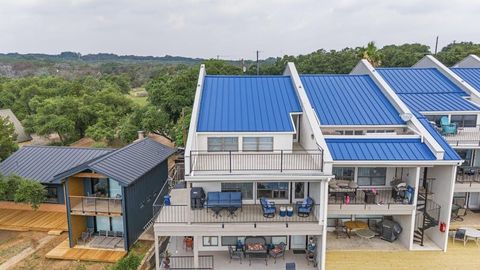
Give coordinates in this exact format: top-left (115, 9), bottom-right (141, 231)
top-left (46, 239), bottom-right (127, 263)
top-left (326, 240), bottom-right (480, 270)
top-left (0, 208), bottom-right (67, 232)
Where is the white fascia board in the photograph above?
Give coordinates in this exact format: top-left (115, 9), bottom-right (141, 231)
top-left (185, 174), bottom-right (332, 182)
top-left (323, 135), bottom-right (421, 139)
top-left (453, 54), bottom-right (480, 68)
top-left (414, 55), bottom-right (480, 102)
top-left (420, 110), bottom-right (480, 115)
top-left (284, 62), bottom-right (334, 165)
top-left (332, 160), bottom-right (462, 166)
top-left (320, 125), bottom-right (407, 128)
top-left (185, 65), bottom-right (206, 173)
top-left (351, 59), bottom-right (445, 160)
top-left (196, 131), bottom-right (296, 135)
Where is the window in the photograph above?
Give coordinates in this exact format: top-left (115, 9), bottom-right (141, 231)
top-left (221, 183), bottom-right (253, 199)
top-left (425, 115), bottom-right (447, 127)
top-left (451, 115), bottom-right (477, 128)
top-left (207, 137), bottom-right (238, 152)
top-left (243, 137), bottom-right (273, 151)
top-left (357, 168), bottom-right (386, 186)
top-left (221, 236), bottom-right (239, 246)
top-left (333, 167), bottom-right (355, 181)
top-left (334, 130), bottom-right (364, 135)
top-left (257, 182), bottom-right (289, 199)
top-left (45, 186), bottom-right (58, 203)
top-left (203, 236), bottom-right (218, 247)
top-left (456, 149), bottom-right (474, 167)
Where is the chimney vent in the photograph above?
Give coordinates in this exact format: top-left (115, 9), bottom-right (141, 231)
top-left (137, 131), bottom-right (145, 140)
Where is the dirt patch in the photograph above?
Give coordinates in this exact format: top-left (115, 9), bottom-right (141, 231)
top-left (0, 231), bottom-right (47, 265)
top-left (10, 233), bottom-right (112, 270)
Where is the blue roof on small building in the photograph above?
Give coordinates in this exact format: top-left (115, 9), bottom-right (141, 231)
top-left (377, 68), bottom-right (480, 112)
top-left (197, 75), bottom-right (301, 132)
top-left (0, 146), bottom-right (113, 183)
top-left (451, 68), bottom-right (480, 91)
top-left (325, 138), bottom-right (437, 161)
top-left (300, 75), bottom-right (404, 125)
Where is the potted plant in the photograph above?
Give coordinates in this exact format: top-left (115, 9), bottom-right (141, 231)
top-left (162, 250), bottom-right (171, 269)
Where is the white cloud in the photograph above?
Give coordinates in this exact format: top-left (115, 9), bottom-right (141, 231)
top-left (0, 0), bottom-right (479, 59)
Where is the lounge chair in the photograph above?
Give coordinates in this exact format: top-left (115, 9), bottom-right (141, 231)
top-left (260, 197), bottom-right (276, 218)
top-left (440, 116), bottom-right (457, 135)
top-left (296, 197), bottom-right (314, 217)
top-left (451, 229), bottom-right (467, 246)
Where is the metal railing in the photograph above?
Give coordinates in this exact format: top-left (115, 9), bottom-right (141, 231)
top-left (456, 166), bottom-right (480, 184)
top-left (159, 255), bottom-right (214, 270)
top-left (190, 149), bottom-right (323, 173)
top-left (155, 203), bottom-right (321, 224)
top-left (69, 196), bottom-right (122, 215)
top-left (442, 125), bottom-right (480, 146)
top-left (328, 188), bottom-right (412, 209)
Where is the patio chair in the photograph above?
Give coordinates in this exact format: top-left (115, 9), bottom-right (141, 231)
top-left (260, 197), bottom-right (276, 218)
top-left (77, 231), bottom-right (90, 245)
top-left (296, 197), bottom-right (314, 217)
top-left (451, 229), bottom-right (467, 246)
top-left (228, 245), bottom-right (243, 264)
top-left (440, 116), bottom-right (457, 135)
top-left (269, 242), bottom-right (286, 263)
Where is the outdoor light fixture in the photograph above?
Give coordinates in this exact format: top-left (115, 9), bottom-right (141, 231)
top-left (400, 113), bottom-right (413, 121)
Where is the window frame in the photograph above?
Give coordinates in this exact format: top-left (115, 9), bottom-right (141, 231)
top-left (357, 167), bottom-right (387, 186)
top-left (221, 182), bottom-right (253, 200)
top-left (203, 236), bottom-right (218, 247)
top-left (451, 115), bottom-right (478, 128)
top-left (207, 137), bottom-right (239, 152)
top-left (242, 137), bottom-right (274, 152)
top-left (332, 167), bottom-right (355, 181)
top-left (256, 182), bottom-right (289, 200)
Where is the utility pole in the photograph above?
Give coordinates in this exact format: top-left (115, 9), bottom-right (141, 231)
top-left (256, 50), bottom-right (259, 75)
top-left (434, 36), bottom-right (439, 55)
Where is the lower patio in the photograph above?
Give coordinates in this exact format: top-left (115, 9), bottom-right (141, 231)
top-left (45, 239), bottom-right (127, 263)
top-left (450, 209), bottom-right (480, 230)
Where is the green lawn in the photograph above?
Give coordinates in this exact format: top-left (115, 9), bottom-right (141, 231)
top-left (127, 88), bottom-right (149, 107)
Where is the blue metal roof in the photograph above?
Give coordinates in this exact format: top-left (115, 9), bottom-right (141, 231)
top-left (55, 138), bottom-right (176, 186)
top-left (197, 75), bottom-right (301, 132)
top-left (398, 93), bottom-right (480, 112)
top-left (325, 138), bottom-right (436, 161)
top-left (301, 75), bottom-right (404, 125)
top-left (0, 146), bottom-right (113, 183)
top-left (377, 68), bottom-right (480, 112)
top-left (451, 68), bottom-right (480, 91)
top-left (377, 68), bottom-right (467, 95)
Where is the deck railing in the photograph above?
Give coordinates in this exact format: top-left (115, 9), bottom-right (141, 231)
top-left (69, 196), bottom-right (122, 215)
top-left (190, 149), bottom-right (323, 173)
top-left (159, 255), bottom-right (214, 270)
top-left (328, 188), bottom-right (412, 209)
top-left (443, 125), bottom-right (480, 146)
top-left (155, 203), bottom-right (321, 224)
top-left (456, 166), bottom-right (480, 184)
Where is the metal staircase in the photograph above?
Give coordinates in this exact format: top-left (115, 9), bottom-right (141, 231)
top-left (413, 169), bottom-right (441, 246)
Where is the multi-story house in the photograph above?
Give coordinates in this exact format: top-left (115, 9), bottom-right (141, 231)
top-left (153, 62), bottom-right (461, 270)
top-left (381, 54), bottom-right (480, 219)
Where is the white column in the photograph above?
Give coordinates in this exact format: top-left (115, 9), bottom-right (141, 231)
top-left (154, 234), bottom-right (160, 270)
top-left (193, 235), bottom-right (200, 268)
top-left (187, 184), bottom-right (192, 224)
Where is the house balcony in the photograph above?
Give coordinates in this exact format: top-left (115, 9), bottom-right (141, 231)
top-left (328, 188), bottom-right (415, 215)
top-left (443, 126), bottom-right (480, 147)
top-left (188, 149), bottom-right (324, 175)
top-left (454, 167), bottom-right (480, 192)
top-left (69, 196), bottom-right (123, 216)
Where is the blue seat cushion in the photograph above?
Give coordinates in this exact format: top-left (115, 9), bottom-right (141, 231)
top-left (264, 207), bottom-right (275, 213)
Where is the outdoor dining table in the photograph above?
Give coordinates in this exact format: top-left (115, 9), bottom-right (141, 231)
top-left (355, 228), bottom-right (376, 239)
top-left (344, 221), bottom-right (369, 238)
top-left (459, 227), bottom-right (480, 246)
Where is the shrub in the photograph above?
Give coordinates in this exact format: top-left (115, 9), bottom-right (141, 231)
top-left (14, 179), bottom-right (47, 210)
top-left (112, 252), bottom-right (142, 270)
top-left (4, 175), bottom-right (22, 201)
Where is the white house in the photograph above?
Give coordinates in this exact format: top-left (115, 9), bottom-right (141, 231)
top-left (153, 61), bottom-right (461, 270)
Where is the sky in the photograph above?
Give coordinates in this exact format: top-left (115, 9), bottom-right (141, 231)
top-left (0, 0), bottom-right (479, 60)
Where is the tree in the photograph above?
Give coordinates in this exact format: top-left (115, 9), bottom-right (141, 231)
top-left (359, 41), bottom-right (382, 67)
top-left (437, 42), bottom-right (480, 66)
top-left (0, 116), bottom-right (18, 161)
top-left (14, 179), bottom-right (47, 210)
top-left (1, 175), bottom-right (21, 201)
top-left (379, 44), bottom-right (430, 67)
